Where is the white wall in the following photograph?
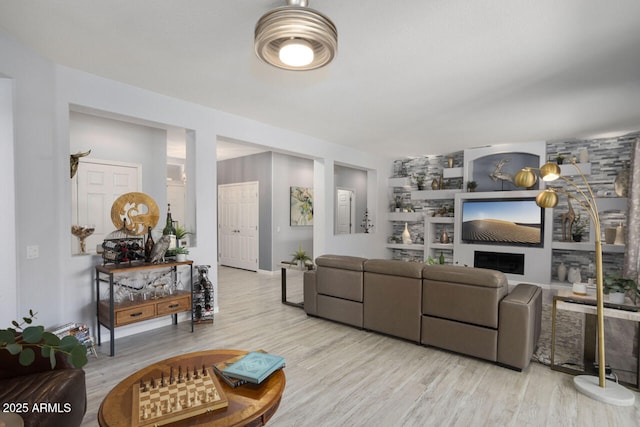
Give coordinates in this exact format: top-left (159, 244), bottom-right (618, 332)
top-left (1, 31), bottom-right (390, 340)
top-left (0, 78), bottom-right (17, 326)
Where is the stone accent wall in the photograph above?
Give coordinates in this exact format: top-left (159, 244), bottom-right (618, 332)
top-left (389, 133), bottom-right (637, 283)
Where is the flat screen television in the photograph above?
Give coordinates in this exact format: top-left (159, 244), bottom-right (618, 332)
top-left (461, 198), bottom-right (544, 247)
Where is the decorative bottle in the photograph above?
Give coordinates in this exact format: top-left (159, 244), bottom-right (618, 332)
top-left (439, 251), bottom-right (445, 265)
top-left (162, 204), bottom-right (177, 250)
top-left (144, 226), bottom-right (154, 263)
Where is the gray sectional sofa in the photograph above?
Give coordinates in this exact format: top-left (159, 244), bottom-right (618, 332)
top-left (303, 254), bottom-right (542, 371)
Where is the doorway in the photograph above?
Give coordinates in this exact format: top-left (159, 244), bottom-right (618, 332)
top-left (218, 182), bottom-right (259, 271)
top-left (335, 188), bottom-right (355, 234)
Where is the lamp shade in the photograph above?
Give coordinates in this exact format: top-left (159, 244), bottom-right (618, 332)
top-left (540, 162), bottom-right (561, 181)
top-left (255, 1), bottom-right (337, 71)
top-left (514, 168), bottom-right (537, 188)
top-left (536, 189), bottom-right (559, 208)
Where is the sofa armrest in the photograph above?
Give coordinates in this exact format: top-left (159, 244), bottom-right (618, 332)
top-left (497, 283), bottom-right (542, 370)
top-left (303, 270), bottom-right (318, 316)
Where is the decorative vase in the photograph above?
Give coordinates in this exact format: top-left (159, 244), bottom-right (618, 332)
top-left (447, 157), bottom-right (454, 168)
top-left (431, 179), bottom-right (439, 190)
top-left (614, 224), bottom-right (626, 245)
top-left (614, 165), bottom-right (630, 197)
top-left (567, 267), bottom-right (581, 284)
top-left (609, 292), bottom-right (625, 304)
top-left (557, 262), bottom-right (567, 282)
top-left (440, 229), bottom-right (450, 244)
top-left (176, 253), bottom-right (187, 262)
top-left (578, 148), bottom-right (589, 163)
top-left (402, 223), bottom-right (412, 244)
top-left (604, 227), bottom-right (617, 244)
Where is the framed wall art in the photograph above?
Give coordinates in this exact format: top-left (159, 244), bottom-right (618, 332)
top-left (290, 186), bottom-right (313, 226)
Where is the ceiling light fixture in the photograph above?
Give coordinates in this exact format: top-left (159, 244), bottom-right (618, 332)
top-left (255, 0), bottom-right (337, 71)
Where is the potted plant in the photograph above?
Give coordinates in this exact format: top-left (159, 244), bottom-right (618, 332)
top-left (571, 215), bottom-right (587, 242)
top-left (0, 310), bottom-right (88, 369)
top-left (174, 224), bottom-right (192, 247)
top-left (394, 195), bottom-right (403, 212)
top-left (603, 274), bottom-right (637, 304)
top-left (413, 173), bottom-right (426, 190)
top-left (466, 181), bottom-right (477, 192)
top-left (555, 154), bottom-right (565, 165)
top-left (175, 246), bottom-right (189, 262)
top-left (290, 244), bottom-right (313, 270)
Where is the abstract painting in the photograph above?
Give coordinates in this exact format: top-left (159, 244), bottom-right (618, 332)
top-left (290, 186), bottom-right (313, 226)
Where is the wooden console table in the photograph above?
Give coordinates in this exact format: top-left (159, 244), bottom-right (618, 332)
top-left (98, 349), bottom-right (286, 426)
top-left (96, 261), bottom-right (194, 356)
top-left (551, 288), bottom-right (640, 389)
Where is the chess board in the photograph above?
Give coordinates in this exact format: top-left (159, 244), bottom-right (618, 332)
top-left (132, 366), bottom-right (228, 426)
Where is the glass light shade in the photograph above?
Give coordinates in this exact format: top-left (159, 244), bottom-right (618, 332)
top-left (540, 162), bottom-right (561, 181)
top-left (536, 189), bottom-right (559, 208)
top-left (279, 39), bottom-right (314, 67)
top-left (514, 168), bottom-right (537, 188)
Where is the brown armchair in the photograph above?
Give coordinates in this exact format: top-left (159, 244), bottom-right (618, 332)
top-left (0, 351), bottom-right (86, 427)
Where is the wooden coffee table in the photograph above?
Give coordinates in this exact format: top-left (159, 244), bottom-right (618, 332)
top-left (98, 350), bottom-right (286, 426)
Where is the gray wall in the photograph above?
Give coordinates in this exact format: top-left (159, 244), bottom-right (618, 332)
top-left (217, 151), bottom-right (315, 271)
top-left (217, 152), bottom-right (273, 270)
top-left (272, 153), bottom-right (314, 266)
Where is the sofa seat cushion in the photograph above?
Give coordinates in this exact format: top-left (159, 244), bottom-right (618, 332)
top-left (422, 265), bottom-right (508, 329)
top-left (0, 369), bottom-right (86, 427)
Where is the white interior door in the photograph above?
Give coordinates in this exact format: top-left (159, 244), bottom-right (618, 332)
top-left (335, 188), bottom-right (355, 234)
top-left (218, 182), bottom-right (259, 271)
top-left (73, 159), bottom-right (141, 253)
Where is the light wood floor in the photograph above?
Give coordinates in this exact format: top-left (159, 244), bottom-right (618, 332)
top-left (83, 267), bottom-right (640, 426)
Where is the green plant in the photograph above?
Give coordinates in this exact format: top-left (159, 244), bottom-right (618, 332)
top-left (424, 256), bottom-right (437, 265)
top-left (413, 173), bottom-right (426, 190)
top-left (603, 274), bottom-right (637, 295)
top-left (0, 310), bottom-right (88, 369)
top-left (290, 244), bottom-right (312, 267)
top-left (174, 224), bottom-right (192, 240)
top-left (466, 181), bottom-right (477, 191)
top-left (174, 246), bottom-right (189, 255)
top-left (394, 195), bottom-right (403, 209)
top-left (555, 154), bottom-right (565, 164)
top-left (572, 214), bottom-right (587, 241)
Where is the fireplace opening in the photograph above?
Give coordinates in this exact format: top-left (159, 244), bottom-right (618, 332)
top-left (474, 251), bottom-right (525, 275)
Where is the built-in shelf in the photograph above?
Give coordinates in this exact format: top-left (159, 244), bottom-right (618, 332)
top-left (388, 212), bottom-right (424, 222)
top-left (551, 241), bottom-right (626, 253)
top-left (430, 243), bottom-right (454, 250)
top-left (385, 243), bottom-right (424, 251)
top-left (411, 189), bottom-right (463, 200)
top-left (388, 177), bottom-right (412, 187)
top-left (443, 167), bottom-right (463, 179)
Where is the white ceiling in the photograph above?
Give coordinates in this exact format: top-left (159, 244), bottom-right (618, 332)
top-left (2, 1), bottom-right (640, 158)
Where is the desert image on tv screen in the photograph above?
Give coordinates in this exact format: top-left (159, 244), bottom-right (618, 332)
top-left (462, 199), bottom-right (542, 245)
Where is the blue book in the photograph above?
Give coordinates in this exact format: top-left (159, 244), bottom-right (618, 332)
top-left (222, 351), bottom-right (285, 384)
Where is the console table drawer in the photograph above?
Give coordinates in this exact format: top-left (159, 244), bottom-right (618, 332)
top-left (157, 295), bottom-right (191, 316)
top-left (115, 304), bottom-right (156, 326)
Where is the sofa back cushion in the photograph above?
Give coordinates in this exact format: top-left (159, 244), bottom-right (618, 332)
top-left (316, 254), bottom-right (367, 302)
top-left (422, 265), bottom-right (508, 329)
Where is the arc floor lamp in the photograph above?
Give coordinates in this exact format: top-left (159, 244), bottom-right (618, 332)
top-left (514, 161), bottom-right (635, 406)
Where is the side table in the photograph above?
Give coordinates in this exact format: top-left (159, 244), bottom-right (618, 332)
top-left (280, 262), bottom-right (305, 309)
top-left (551, 288), bottom-right (640, 390)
